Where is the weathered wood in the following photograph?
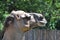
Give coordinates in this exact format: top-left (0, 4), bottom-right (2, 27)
top-left (25, 30), bottom-right (60, 40)
top-left (56, 30), bottom-right (60, 40)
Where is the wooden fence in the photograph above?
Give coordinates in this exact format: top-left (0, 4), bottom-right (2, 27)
top-left (0, 29), bottom-right (60, 40)
top-left (24, 29), bottom-right (60, 40)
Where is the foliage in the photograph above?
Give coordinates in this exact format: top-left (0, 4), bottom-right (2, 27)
top-left (0, 0), bottom-right (60, 30)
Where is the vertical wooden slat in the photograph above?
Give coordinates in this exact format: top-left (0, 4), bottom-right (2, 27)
top-left (25, 29), bottom-right (34, 40)
top-left (25, 32), bottom-right (28, 40)
top-left (28, 29), bottom-right (34, 40)
top-left (46, 30), bottom-right (56, 40)
top-left (37, 29), bottom-right (42, 40)
top-left (33, 29), bottom-right (37, 40)
top-left (41, 30), bottom-right (47, 40)
top-left (56, 30), bottom-right (60, 40)
top-left (37, 30), bottom-right (42, 40)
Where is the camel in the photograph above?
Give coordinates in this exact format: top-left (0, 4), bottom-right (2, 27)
top-left (2, 10), bottom-right (47, 40)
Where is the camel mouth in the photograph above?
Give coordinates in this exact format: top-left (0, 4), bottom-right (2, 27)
top-left (39, 22), bottom-right (45, 24)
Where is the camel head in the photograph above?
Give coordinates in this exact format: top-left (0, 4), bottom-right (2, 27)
top-left (4, 10), bottom-right (47, 32)
top-left (29, 13), bottom-right (47, 28)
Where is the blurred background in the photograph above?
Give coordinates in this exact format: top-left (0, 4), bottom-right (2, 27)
top-left (0, 0), bottom-right (60, 39)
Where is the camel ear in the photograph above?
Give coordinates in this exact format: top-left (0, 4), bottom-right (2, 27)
top-left (4, 15), bottom-right (14, 27)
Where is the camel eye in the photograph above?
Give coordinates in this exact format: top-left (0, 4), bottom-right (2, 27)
top-left (26, 16), bottom-right (31, 20)
top-left (22, 16), bottom-right (31, 20)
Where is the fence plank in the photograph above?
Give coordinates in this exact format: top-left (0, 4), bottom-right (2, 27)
top-left (56, 30), bottom-right (60, 40)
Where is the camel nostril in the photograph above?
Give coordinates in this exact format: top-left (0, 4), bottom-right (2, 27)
top-left (39, 16), bottom-right (43, 21)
